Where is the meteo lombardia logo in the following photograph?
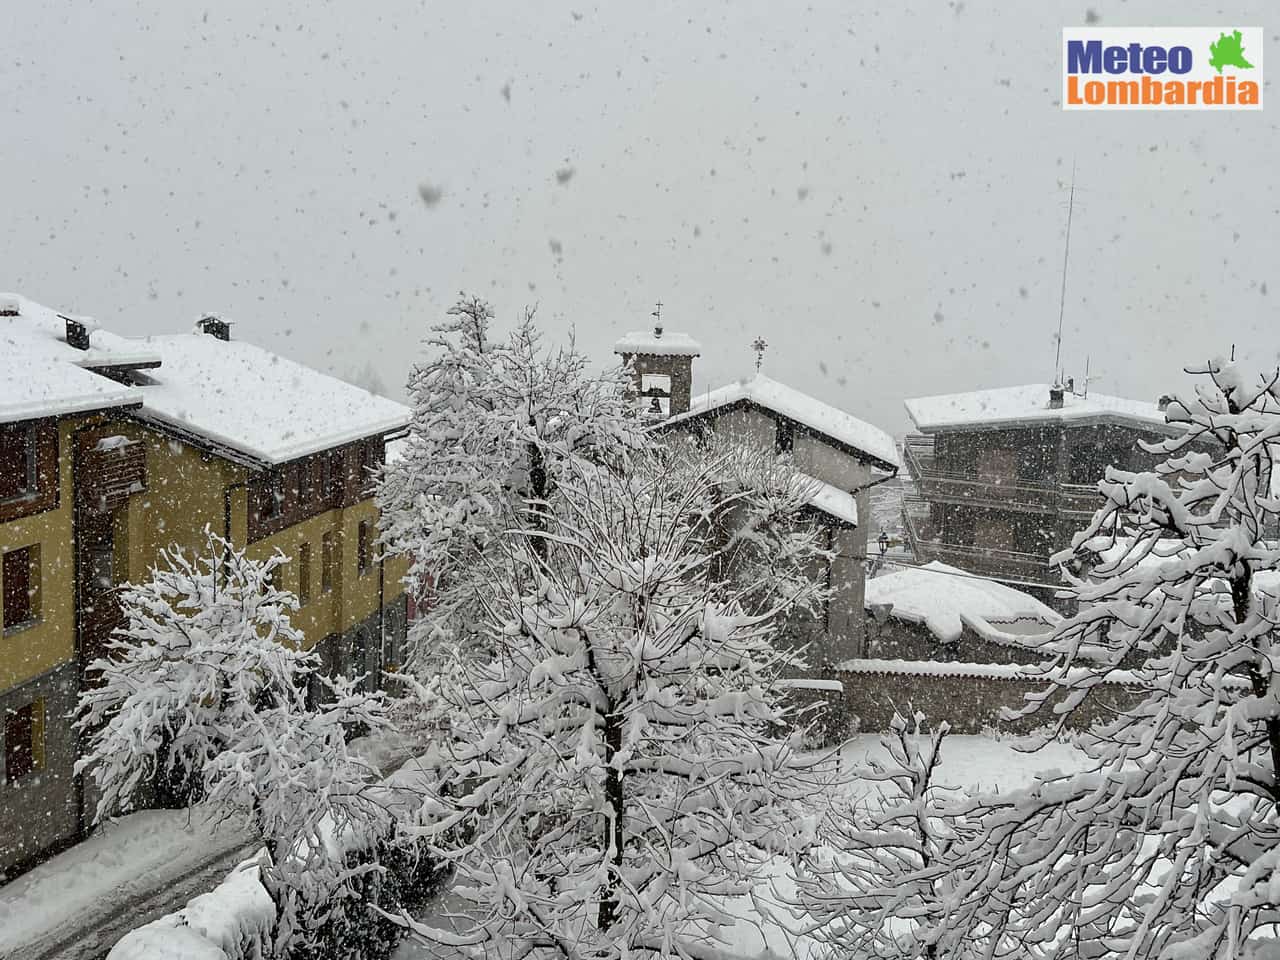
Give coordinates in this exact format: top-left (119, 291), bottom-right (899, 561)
top-left (1063, 27), bottom-right (1263, 110)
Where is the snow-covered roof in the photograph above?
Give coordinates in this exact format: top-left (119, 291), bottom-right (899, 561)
top-left (0, 294), bottom-right (145, 422)
top-left (0, 353), bottom-right (140, 423)
top-left (865, 561), bottom-right (1060, 644)
top-left (797, 472), bottom-right (858, 526)
top-left (667, 374), bottom-right (900, 470)
top-left (133, 335), bottom-right (410, 466)
top-left (0, 293), bottom-right (162, 369)
top-left (0, 292), bottom-right (410, 462)
top-left (613, 330), bottom-right (702, 357)
top-left (905, 384), bottom-right (1172, 434)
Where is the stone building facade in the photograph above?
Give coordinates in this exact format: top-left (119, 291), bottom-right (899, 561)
top-left (616, 317), bottom-right (900, 671)
top-left (900, 383), bottom-right (1180, 610)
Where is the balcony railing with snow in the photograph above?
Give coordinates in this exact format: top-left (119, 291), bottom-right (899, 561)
top-left (903, 436), bottom-right (1105, 516)
top-left (900, 495), bottom-right (1054, 583)
top-left (83, 437), bottom-right (147, 514)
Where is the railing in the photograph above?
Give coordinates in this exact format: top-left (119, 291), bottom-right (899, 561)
top-left (83, 439), bottom-right (147, 514)
top-left (903, 436), bottom-right (1106, 516)
top-left (1058, 483), bottom-right (1105, 516)
top-left (900, 496), bottom-right (1053, 582)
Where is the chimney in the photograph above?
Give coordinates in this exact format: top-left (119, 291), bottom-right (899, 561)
top-left (197, 315), bottom-right (231, 341)
top-left (1158, 394), bottom-right (1173, 412)
top-left (61, 315), bottom-right (91, 351)
top-left (1048, 384), bottom-right (1065, 409)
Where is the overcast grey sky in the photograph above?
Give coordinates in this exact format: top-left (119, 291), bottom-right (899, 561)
top-left (3, 1), bottom-right (1277, 434)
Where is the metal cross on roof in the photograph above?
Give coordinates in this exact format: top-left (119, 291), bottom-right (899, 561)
top-left (651, 299), bottom-right (663, 337)
top-left (751, 336), bottom-right (768, 372)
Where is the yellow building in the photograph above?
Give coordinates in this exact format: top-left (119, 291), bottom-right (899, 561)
top-left (0, 296), bottom-right (410, 877)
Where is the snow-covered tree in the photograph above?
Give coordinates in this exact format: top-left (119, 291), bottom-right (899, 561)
top-left (792, 711), bottom-right (972, 960)
top-left (77, 529), bottom-right (394, 945)
top-left (859, 359), bottom-right (1280, 958)
top-left (377, 294), bottom-right (644, 679)
top-left (673, 434), bottom-right (834, 625)
top-left (398, 455), bottom-right (832, 959)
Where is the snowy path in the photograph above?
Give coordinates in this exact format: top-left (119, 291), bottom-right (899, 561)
top-left (0, 731), bottom-right (413, 960)
top-left (19, 839), bottom-right (261, 960)
top-left (0, 808), bottom-right (255, 960)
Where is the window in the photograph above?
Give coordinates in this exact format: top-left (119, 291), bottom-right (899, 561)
top-left (89, 545), bottom-right (114, 592)
top-left (335, 449), bottom-right (349, 492)
top-left (321, 531), bottom-right (336, 593)
top-left (318, 455), bottom-right (333, 500)
top-left (298, 543), bottom-right (312, 606)
top-left (775, 418), bottom-right (795, 454)
top-left (2, 545), bottom-right (40, 632)
top-left (360, 440), bottom-right (378, 484)
top-left (259, 472), bottom-right (286, 520)
top-left (357, 521), bottom-right (372, 575)
top-left (300, 459), bottom-right (316, 503)
top-left (3, 700), bottom-right (43, 782)
top-left (0, 424), bottom-right (36, 501)
top-left (977, 449), bottom-right (1016, 482)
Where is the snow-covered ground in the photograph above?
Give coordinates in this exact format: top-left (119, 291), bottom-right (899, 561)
top-left (392, 732), bottom-right (1089, 960)
top-left (836, 731), bottom-right (1087, 797)
top-left (0, 807), bottom-right (253, 959)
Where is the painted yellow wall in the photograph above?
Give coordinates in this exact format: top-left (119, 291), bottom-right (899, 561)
top-left (247, 498), bottom-right (400, 650)
top-left (1, 418), bottom-right (81, 691)
top-left (3, 412), bottom-right (406, 691)
top-left (114, 424), bottom-right (246, 582)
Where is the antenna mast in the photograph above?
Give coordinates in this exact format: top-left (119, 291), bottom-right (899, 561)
top-left (1053, 161), bottom-right (1077, 381)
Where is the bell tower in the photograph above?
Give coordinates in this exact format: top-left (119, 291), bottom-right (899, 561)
top-left (613, 301), bottom-right (701, 420)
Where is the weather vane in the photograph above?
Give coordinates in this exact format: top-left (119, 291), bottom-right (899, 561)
top-left (651, 299), bottom-right (663, 337)
top-left (751, 336), bottom-right (768, 372)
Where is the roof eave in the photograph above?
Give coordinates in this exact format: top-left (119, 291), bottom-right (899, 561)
top-left (908, 411), bottom-right (1177, 436)
top-left (798, 502), bottom-right (857, 529)
top-left (130, 408), bottom-right (412, 470)
top-left (663, 397), bottom-right (900, 473)
top-left (0, 394), bottom-right (142, 425)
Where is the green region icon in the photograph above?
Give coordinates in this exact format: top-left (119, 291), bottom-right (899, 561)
top-left (1208, 30), bottom-right (1255, 73)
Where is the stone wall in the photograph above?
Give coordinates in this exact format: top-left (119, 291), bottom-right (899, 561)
top-left (865, 617), bottom-right (1048, 667)
top-left (0, 661), bottom-right (81, 877)
top-left (831, 661), bottom-right (1140, 735)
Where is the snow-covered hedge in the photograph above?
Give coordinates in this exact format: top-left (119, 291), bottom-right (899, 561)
top-left (108, 853), bottom-right (275, 960)
top-left (106, 757), bottom-right (444, 960)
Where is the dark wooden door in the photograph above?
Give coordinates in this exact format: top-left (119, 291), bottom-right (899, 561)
top-left (77, 509), bottom-right (121, 679)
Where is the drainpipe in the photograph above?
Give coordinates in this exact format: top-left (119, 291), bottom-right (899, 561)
top-left (849, 466), bottom-right (900, 494)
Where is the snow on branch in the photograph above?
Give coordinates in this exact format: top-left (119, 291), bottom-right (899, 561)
top-left (810, 359), bottom-right (1280, 958)
top-left (76, 528), bottom-right (396, 952)
top-left (395, 453), bottom-right (837, 959)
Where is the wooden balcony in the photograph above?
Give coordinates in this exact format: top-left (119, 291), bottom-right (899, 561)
top-left (900, 496), bottom-right (1055, 584)
top-left (82, 437), bottom-right (146, 514)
